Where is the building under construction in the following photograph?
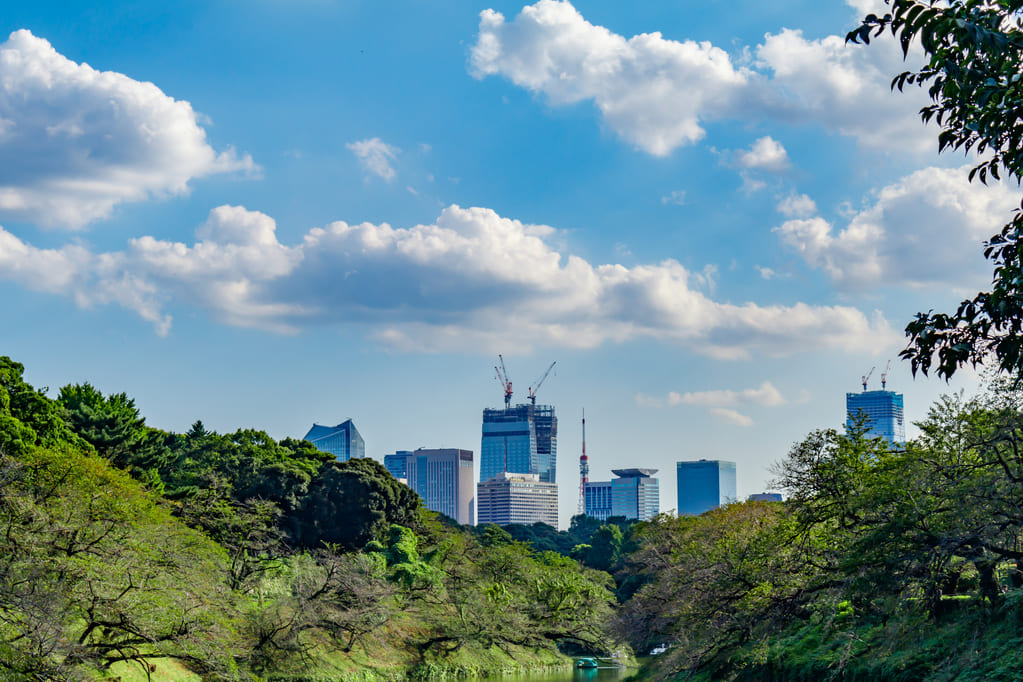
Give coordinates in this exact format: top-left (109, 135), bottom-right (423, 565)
top-left (478, 357), bottom-right (559, 526)
top-left (479, 404), bottom-right (557, 484)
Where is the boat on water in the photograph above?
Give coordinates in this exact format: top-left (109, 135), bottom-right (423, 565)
top-left (576, 657), bottom-right (599, 668)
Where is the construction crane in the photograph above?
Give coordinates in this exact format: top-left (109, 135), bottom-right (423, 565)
top-left (528, 361), bottom-right (557, 405)
top-left (494, 355), bottom-right (513, 408)
top-left (861, 366), bottom-right (875, 392)
top-left (881, 360), bottom-right (891, 390)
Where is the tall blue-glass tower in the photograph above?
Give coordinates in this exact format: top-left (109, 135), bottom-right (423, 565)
top-left (676, 459), bottom-right (736, 516)
top-left (480, 404), bottom-right (557, 483)
top-left (846, 390), bottom-right (905, 445)
top-left (303, 419), bottom-right (365, 462)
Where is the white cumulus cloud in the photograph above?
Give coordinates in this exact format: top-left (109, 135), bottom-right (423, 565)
top-left (471, 1), bottom-right (751, 156)
top-left (470, 1), bottom-right (930, 156)
top-left (672, 381), bottom-right (787, 407)
top-left (776, 193), bottom-right (818, 218)
top-left (643, 380), bottom-right (786, 426)
top-left (734, 136), bottom-right (790, 172)
top-left (710, 407), bottom-right (754, 427)
top-left (0, 29), bottom-right (254, 229)
top-left (347, 137), bottom-right (400, 181)
top-left (0, 204), bottom-right (893, 355)
top-left (775, 165), bottom-right (1019, 291)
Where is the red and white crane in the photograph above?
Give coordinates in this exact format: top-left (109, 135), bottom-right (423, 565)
top-left (494, 355), bottom-right (513, 409)
top-left (861, 366), bottom-right (875, 392)
top-left (881, 360), bottom-right (892, 390)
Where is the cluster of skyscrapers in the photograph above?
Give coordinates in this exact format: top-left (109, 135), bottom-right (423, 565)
top-left (299, 375), bottom-right (906, 528)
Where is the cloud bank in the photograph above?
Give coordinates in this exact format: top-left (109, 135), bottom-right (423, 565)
top-left (636, 380), bottom-right (787, 426)
top-left (776, 166), bottom-right (1019, 291)
top-left (470, 1), bottom-right (930, 156)
top-left (0, 204), bottom-right (891, 355)
top-left (0, 29), bottom-right (254, 228)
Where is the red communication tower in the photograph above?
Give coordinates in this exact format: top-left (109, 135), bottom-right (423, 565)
top-left (578, 408), bottom-right (589, 516)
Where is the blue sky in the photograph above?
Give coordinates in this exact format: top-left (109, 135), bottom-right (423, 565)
top-left (0, 0), bottom-right (1006, 526)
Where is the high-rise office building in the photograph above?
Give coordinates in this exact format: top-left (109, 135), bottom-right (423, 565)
top-left (479, 404), bottom-right (557, 483)
top-left (533, 405), bottom-right (557, 484)
top-left (386, 448), bottom-right (474, 525)
top-left (676, 459), bottom-right (736, 516)
top-left (611, 468), bottom-right (660, 521)
top-left (585, 469), bottom-right (661, 521)
top-left (477, 472), bottom-right (558, 527)
top-left (846, 390), bottom-right (905, 445)
top-left (383, 450), bottom-right (414, 483)
top-left (303, 419), bottom-right (365, 462)
top-left (584, 481), bottom-right (612, 521)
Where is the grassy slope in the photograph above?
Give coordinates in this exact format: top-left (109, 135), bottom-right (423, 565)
top-left (685, 598), bottom-right (1023, 682)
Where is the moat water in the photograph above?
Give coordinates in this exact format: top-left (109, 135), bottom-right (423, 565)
top-left (506, 663), bottom-right (631, 682)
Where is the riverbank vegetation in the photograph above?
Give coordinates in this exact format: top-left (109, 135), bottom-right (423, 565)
top-left (0, 356), bottom-right (617, 681)
top-left (12, 345), bottom-right (1023, 681)
top-left (615, 378), bottom-right (1023, 680)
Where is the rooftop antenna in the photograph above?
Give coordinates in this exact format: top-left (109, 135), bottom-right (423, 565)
top-left (881, 360), bottom-right (892, 390)
top-left (578, 408), bottom-right (589, 516)
top-left (494, 355), bottom-right (513, 408)
top-left (861, 366), bottom-right (875, 392)
top-left (528, 361), bottom-right (557, 405)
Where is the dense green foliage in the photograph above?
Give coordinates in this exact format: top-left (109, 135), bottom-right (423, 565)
top-left (24, 348), bottom-right (1023, 680)
top-left (849, 1), bottom-right (1023, 379)
top-left (616, 381), bottom-right (1023, 680)
top-left (0, 356), bottom-right (619, 681)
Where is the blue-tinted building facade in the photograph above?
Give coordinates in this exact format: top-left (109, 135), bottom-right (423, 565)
top-left (611, 468), bottom-right (660, 521)
top-left (384, 448), bottom-right (475, 525)
top-left (479, 404), bottom-right (557, 483)
top-left (584, 481), bottom-right (612, 521)
top-left (748, 492), bottom-right (782, 502)
top-left (303, 419), bottom-right (365, 462)
top-left (676, 459), bottom-right (736, 516)
top-left (846, 390), bottom-right (905, 445)
top-left (384, 450), bottom-right (414, 481)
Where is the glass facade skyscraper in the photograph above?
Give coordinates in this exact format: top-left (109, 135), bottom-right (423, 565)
top-left (386, 448), bottom-right (475, 525)
top-left (479, 403), bottom-right (558, 526)
top-left (584, 481), bottom-right (612, 521)
top-left (384, 450), bottom-right (414, 482)
top-left (611, 468), bottom-right (660, 521)
top-left (676, 459), bottom-right (736, 516)
top-left (479, 404), bottom-right (557, 483)
top-left (846, 390), bottom-right (905, 445)
top-left (303, 419), bottom-right (365, 462)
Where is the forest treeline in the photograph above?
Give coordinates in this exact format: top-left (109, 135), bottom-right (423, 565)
top-left (614, 379), bottom-right (1023, 681)
top-left (8, 353), bottom-right (1023, 681)
top-left (0, 356), bottom-right (618, 681)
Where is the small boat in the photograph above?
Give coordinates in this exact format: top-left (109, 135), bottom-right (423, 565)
top-left (576, 657), bottom-right (599, 668)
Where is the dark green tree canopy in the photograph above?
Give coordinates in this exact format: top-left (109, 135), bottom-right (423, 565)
top-left (286, 457), bottom-right (422, 551)
top-left (849, 1), bottom-right (1023, 379)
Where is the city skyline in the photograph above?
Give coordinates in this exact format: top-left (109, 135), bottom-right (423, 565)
top-left (1, 0), bottom-right (990, 529)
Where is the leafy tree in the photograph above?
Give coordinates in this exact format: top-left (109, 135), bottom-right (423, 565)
top-left (0, 444), bottom-right (237, 678)
top-left (582, 524), bottom-right (623, 572)
top-left (0, 356), bottom-right (80, 455)
top-left (616, 504), bottom-right (810, 678)
top-left (58, 383), bottom-right (142, 457)
top-left (849, 1), bottom-right (1023, 379)
top-left (286, 458), bottom-right (422, 551)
